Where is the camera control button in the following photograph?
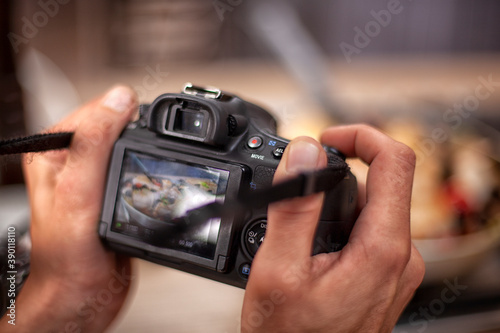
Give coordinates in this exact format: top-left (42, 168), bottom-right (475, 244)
top-left (247, 136), bottom-right (263, 149)
top-left (239, 263), bottom-right (251, 279)
top-left (272, 146), bottom-right (286, 159)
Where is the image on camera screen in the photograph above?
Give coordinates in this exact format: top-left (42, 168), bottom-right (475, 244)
top-left (112, 150), bottom-right (229, 259)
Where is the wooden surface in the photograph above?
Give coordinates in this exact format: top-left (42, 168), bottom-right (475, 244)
top-left (107, 260), bottom-right (245, 333)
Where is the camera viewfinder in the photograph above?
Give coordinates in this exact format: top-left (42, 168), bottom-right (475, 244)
top-left (173, 108), bottom-right (209, 137)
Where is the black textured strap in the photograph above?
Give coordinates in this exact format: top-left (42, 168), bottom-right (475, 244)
top-left (154, 164), bottom-right (349, 241)
top-left (0, 132), bottom-right (74, 155)
top-left (189, 154), bottom-right (349, 222)
top-left (238, 165), bottom-right (348, 210)
top-left (0, 130), bottom-right (349, 243)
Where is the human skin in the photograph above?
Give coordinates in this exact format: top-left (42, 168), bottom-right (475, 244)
top-left (0, 86), bottom-right (138, 333)
top-left (0, 86), bottom-right (423, 332)
top-left (241, 126), bottom-right (425, 332)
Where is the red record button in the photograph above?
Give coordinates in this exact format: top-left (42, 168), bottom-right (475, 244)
top-left (247, 136), bottom-right (263, 149)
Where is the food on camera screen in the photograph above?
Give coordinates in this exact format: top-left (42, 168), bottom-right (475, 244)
top-left (122, 173), bottom-right (218, 221)
top-left (114, 150), bottom-right (229, 228)
top-left (111, 151), bottom-right (228, 259)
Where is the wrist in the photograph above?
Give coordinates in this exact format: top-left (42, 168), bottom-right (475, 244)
top-left (1, 263), bottom-right (133, 332)
top-left (1, 272), bottom-right (83, 332)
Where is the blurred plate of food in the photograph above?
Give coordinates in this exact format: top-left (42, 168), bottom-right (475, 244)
top-left (384, 119), bottom-right (500, 285)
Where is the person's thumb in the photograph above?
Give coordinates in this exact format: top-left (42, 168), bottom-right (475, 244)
top-left (261, 136), bottom-right (327, 261)
top-left (64, 85), bottom-right (137, 171)
top-left (57, 85), bottom-right (138, 211)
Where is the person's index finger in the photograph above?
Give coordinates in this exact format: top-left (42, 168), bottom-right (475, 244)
top-left (320, 124), bottom-right (394, 164)
top-left (320, 125), bottom-right (416, 243)
top-left (320, 125), bottom-right (416, 204)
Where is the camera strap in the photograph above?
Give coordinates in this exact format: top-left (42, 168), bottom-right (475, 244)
top-left (0, 130), bottom-right (350, 237)
top-left (0, 132), bottom-right (74, 155)
top-left (170, 163), bottom-right (350, 237)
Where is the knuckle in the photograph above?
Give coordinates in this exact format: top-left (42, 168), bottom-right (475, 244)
top-left (358, 123), bottom-right (376, 133)
top-left (365, 240), bottom-right (412, 274)
top-left (359, 123), bottom-right (385, 137)
top-left (391, 142), bottom-right (417, 174)
top-left (409, 248), bottom-right (426, 288)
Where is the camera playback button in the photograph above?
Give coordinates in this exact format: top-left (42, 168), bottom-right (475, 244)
top-left (247, 136), bottom-right (263, 149)
top-left (239, 263), bottom-right (251, 280)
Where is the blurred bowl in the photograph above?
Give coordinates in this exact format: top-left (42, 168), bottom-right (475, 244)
top-left (381, 118), bottom-right (500, 285)
top-left (414, 215), bottom-right (500, 285)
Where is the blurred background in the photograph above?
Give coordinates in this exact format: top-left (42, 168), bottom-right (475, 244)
top-left (1, 0), bottom-right (500, 332)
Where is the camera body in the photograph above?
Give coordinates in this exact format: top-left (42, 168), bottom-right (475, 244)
top-left (99, 84), bottom-right (357, 288)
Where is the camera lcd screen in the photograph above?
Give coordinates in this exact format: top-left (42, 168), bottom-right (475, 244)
top-left (112, 150), bottom-right (229, 259)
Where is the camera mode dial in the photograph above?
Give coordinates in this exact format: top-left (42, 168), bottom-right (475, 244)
top-left (244, 220), bottom-right (267, 257)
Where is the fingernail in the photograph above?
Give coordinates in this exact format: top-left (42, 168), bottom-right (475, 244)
top-left (286, 140), bottom-right (320, 174)
top-left (102, 86), bottom-right (137, 113)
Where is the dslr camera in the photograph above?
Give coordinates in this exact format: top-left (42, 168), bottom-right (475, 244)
top-left (99, 84), bottom-right (357, 288)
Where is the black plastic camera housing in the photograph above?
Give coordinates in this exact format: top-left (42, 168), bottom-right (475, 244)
top-left (98, 84), bottom-right (357, 288)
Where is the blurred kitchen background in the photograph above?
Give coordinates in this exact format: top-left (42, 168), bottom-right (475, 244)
top-left (1, 0), bottom-right (500, 332)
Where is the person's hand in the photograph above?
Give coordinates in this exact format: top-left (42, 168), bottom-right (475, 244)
top-left (241, 125), bottom-right (425, 332)
top-left (0, 86), bottom-right (138, 332)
